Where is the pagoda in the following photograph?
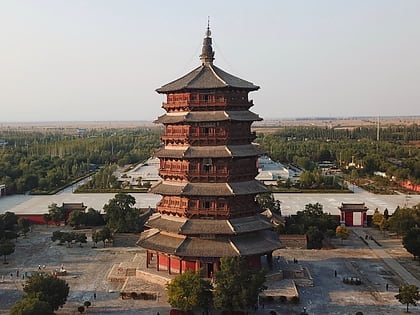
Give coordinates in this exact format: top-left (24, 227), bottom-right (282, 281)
top-left (138, 24), bottom-right (281, 277)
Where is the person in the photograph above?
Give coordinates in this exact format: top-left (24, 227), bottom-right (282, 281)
top-left (94, 292), bottom-right (96, 299)
top-left (386, 283), bottom-right (389, 291)
top-left (334, 270), bottom-right (337, 277)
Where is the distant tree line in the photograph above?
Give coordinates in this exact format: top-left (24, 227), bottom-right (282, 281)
top-left (0, 128), bottom-right (161, 194)
top-left (256, 124), bottom-right (420, 184)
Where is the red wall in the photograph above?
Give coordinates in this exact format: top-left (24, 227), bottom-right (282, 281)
top-left (158, 254), bottom-right (169, 271)
top-left (170, 257), bottom-right (181, 273)
top-left (16, 214), bottom-right (47, 225)
top-left (182, 260), bottom-right (196, 272)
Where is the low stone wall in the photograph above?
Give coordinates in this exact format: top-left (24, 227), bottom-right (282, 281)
top-left (279, 234), bottom-right (307, 249)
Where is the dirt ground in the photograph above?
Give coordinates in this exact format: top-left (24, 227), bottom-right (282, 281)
top-left (1, 225), bottom-right (419, 315)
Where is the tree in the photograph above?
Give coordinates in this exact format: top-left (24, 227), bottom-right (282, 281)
top-left (103, 193), bottom-right (143, 233)
top-left (91, 230), bottom-right (100, 248)
top-left (77, 305), bottom-right (85, 314)
top-left (403, 227), bottom-right (420, 263)
top-left (336, 226), bottom-right (350, 244)
top-left (18, 217), bottom-right (31, 237)
top-left (372, 209), bottom-right (384, 229)
top-left (68, 210), bottom-right (85, 229)
top-left (256, 193), bottom-right (281, 215)
top-left (10, 297), bottom-right (54, 315)
top-left (306, 226), bottom-right (324, 249)
top-left (48, 203), bottom-right (65, 225)
top-left (395, 284), bottom-right (420, 313)
top-left (75, 233), bottom-right (87, 247)
top-left (213, 257), bottom-right (266, 312)
top-left (388, 207), bottom-right (419, 237)
top-left (23, 273), bottom-right (70, 311)
top-left (166, 269), bottom-right (213, 312)
top-left (0, 239), bottom-right (15, 264)
top-left (43, 213), bottom-right (52, 226)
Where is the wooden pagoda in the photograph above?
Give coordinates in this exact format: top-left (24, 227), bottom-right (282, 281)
top-left (137, 25), bottom-right (281, 277)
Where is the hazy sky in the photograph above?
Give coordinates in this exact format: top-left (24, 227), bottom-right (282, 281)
top-left (1, 0), bottom-right (419, 122)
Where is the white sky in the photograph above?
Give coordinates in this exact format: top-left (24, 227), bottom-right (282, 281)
top-left (1, 0), bottom-right (419, 122)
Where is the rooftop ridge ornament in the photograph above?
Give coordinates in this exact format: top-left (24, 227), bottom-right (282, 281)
top-left (200, 18), bottom-right (215, 65)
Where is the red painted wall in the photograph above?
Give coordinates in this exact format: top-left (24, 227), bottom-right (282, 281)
top-left (16, 214), bottom-right (47, 225)
top-left (170, 257), bottom-right (181, 273)
top-left (182, 260), bottom-right (196, 272)
top-left (159, 254), bottom-right (169, 270)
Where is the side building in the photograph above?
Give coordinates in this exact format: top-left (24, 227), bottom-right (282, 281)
top-left (137, 25), bottom-right (281, 277)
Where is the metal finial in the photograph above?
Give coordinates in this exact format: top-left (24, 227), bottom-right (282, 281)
top-left (206, 16), bottom-right (211, 37)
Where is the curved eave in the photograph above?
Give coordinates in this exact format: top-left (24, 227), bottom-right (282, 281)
top-left (155, 144), bottom-right (263, 159)
top-left (156, 64), bottom-right (259, 94)
top-left (145, 214), bottom-right (275, 235)
top-left (155, 110), bottom-right (262, 124)
top-left (137, 230), bottom-right (282, 258)
top-left (149, 180), bottom-right (269, 196)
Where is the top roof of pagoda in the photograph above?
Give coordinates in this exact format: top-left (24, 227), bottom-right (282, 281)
top-left (156, 24), bottom-right (259, 93)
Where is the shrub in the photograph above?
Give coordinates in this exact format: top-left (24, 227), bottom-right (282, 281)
top-left (290, 296), bottom-right (300, 304)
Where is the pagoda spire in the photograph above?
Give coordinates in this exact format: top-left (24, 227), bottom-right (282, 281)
top-left (200, 18), bottom-right (215, 65)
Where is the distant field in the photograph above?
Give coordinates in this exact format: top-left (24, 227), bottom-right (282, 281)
top-left (1, 116), bottom-right (419, 132)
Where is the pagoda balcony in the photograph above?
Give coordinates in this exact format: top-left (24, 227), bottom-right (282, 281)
top-left (186, 207), bottom-right (229, 219)
top-left (159, 168), bottom-right (188, 179)
top-left (157, 205), bottom-right (187, 217)
top-left (161, 133), bottom-right (187, 142)
top-left (162, 99), bottom-right (254, 111)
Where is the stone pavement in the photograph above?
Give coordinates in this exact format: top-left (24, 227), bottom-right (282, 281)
top-left (352, 227), bottom-right (420, 288)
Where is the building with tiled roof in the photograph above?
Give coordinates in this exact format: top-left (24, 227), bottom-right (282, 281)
top-left (137, 24), bottom-right (281, 277)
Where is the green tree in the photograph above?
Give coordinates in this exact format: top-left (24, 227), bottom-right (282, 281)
top-left (103, 193), bottom-right (143, 232)
top-left (166, 269), bottom-right (213, 312)
top-left (388, 207), bottom-right (419, 237)
top-left (336, 226), bottom-right (350, 244)
top-left (75, 233), bottom-right (87, 247)
top-left (372, 209), bottom-right (384, 229)
top-left (68, 210), bottom-right (85, 229)
top-left (256, 193), bottom-right (281, 215)
top-left (403, 227), bottom-right (420, 263)
top-left (214, 257), bottom-right (266, 312)
top-left (395, 284), bottom-right (420, 313)
top-left (18, 217), bottom-right (31, 237)
top-left (0, 239), bottom-right (15, 264)
top-left (43, 213), bottom-right (52, 226)
top-left (10, 297), bottom-right (54, 315)
top-left (23, 273), bottom-right (70, 311)
top-left (0, 211), bottom-right (18, 230)
top-left (306, 226), bottom-right (324, 249)
top-left (48, 203), bottom-right (64, 225)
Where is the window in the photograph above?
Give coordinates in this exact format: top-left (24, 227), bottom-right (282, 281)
top-left (202, 201), bottom-right (211, 209)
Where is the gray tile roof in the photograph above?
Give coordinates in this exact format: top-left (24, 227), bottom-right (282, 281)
top-left (155, 144), bottom-right (263, 159)
top-left (155, 110), bottom-right (262, 124)
top-left (232, 230), bottom-right (282, 256)
top-left (145, 214), bottom-right (186, 232)
top-left (230, 214), bottom-right (274, 233)
top-left (175, 237), bottom-right (239, 257)
top-left (137, 229), bottom-right (185, 254)
top-left (180, 219), bottom-right (234, 235)
top-left (150, 180), bottom-right (268, 196)
top-left (156, 64), bottom-right (259, 93)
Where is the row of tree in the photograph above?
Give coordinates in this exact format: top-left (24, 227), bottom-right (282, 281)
top-left (0, 212), bottom-right (33, 264)
top-left (372, 203), bottom-right (420, 263)
top-left (0, 128), bottom-right (161, 194)
top-left (256, 125), bottom-right (420, 184)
